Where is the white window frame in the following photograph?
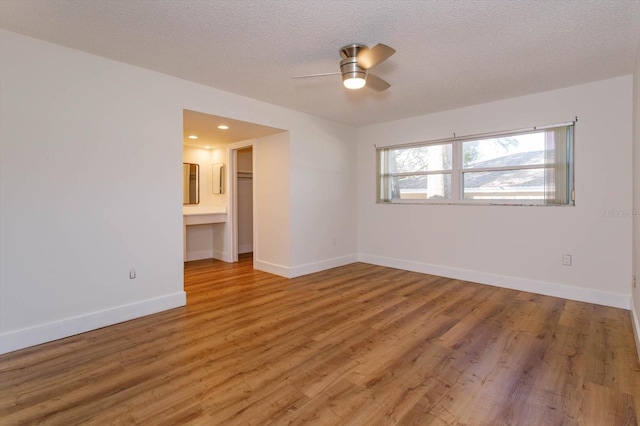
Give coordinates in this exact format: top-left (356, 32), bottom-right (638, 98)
top-left (377, 122), bottom-right (575, 206)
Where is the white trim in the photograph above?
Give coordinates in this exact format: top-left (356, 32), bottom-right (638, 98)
top-left (254, 254), bottom-right (358, 279)
top-left (227, 140), bottom-right (256, 264)
top-left (289, 255), bottom-right (359, 278)
top-left (185, 250), bottom-right (230, 262)
top-left (0, 292), bottom-right (186, 355)
top-left (185, 249), bottom-right (214, 262)
top-left (358, 253), bottom-right (630, 309)
top-left (213, 249), bottom-right (232, 263)
top-left (253, 259), bottom-right (292, 278)
top-left (631, 302), bottom-right (640, 361)
top-left (230, 147), bottom-right (239, 262)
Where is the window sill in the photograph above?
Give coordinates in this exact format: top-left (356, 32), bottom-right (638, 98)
top-left (377, 200), bottom-right (575, 207)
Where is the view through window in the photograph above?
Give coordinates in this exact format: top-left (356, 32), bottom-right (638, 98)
top-left (377, 123), bottom-right (574, 205)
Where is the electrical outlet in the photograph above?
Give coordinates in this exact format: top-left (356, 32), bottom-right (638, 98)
top-left (129, 269), bottom-right (136, 279)
top-left (562, 254), bottom-right (572, 266)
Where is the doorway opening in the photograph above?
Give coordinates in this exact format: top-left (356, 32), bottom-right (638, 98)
top-left (230, 144), bottom-right (254, 262)
top-left (182, 109), bottom-right (284, 281)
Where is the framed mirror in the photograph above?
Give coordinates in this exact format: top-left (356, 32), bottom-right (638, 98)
top-left (212, 163), bottom-right (224, 194)
top-left (183, 163), bottom-right (199, 204)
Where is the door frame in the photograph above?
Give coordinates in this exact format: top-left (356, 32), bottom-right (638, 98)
top-left (227, 140), bottom-right (256, 262)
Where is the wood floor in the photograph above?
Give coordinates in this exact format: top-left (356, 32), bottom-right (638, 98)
top-left (1, 256), bottom-right (639, 425)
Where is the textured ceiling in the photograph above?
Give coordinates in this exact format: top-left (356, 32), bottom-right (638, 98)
top-left (1, 0), bottom-right (639, 127)
top-left (183, 110), bottom-right (285, 148)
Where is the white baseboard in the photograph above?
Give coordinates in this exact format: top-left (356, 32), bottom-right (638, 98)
top-left (186, 250), bottom-right (230, 262)
top-left (358, 253), bottom-right (630, 310)
top-left (213, 250), bottom-right (231, 262)
top-left (238, 243), bottom-right (253, 254)
top-left (0, 292), bottom-right (186, 355)
top-left (254, 254), bottom-right (358, 279)
top-left (253, 259), bottom-right (292, 278)
top-left (186, 249), bottom-right (214, 262)
top-left (289, 254), bottom-right (359, 278)
top-left (631, 301), bottom-right (640, 361)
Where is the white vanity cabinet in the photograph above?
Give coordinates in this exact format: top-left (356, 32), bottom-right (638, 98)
top-left (183, 206), bottom-right (227, 262)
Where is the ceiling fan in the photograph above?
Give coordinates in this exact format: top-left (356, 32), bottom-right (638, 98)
top-left (293, 43), bottom-right (396, 92)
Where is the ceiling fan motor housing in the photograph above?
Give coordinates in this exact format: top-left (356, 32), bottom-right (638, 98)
top-left (340, 44), bottom-right (367, 82)
top-left (340, 57), bottom-right (366, 81)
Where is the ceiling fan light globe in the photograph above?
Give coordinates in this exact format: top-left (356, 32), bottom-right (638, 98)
top-left (343, 75), bottom-right (366, 90)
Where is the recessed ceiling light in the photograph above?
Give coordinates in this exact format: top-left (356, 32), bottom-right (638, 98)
top-left (188, 135), bottom-right (198, 139)
top-left (217, 125), bottom-right (229, 130)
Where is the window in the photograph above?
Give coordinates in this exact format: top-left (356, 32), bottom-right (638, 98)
top-left (377, 123), bottom-right (574, 205)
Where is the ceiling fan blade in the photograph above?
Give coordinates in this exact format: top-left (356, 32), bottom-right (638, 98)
top-left (292, 72), bottom-right (341, 79)
top-left (366, 74), bottom-right (391, 92)
top-left (357, 43), bottom-right (396, 69)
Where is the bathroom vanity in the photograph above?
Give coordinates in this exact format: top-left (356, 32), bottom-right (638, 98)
top-left (183, 206), bottom-right (227, 262)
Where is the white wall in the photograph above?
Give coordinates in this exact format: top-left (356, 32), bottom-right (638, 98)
top-left (0, 30), bottom-right (187, 353)
top-left (632, 44), bottom-right (640, 352)
top-left (357, 76), bottom-right (634, 308)
top-left (0, 30), bottom-right (358, 353)
top-left (254, 133), bottom-right (291, 273)
top-left (289, 124), bottom-right (359, 276)
top-left (183, 145), bottom-right (225, 208)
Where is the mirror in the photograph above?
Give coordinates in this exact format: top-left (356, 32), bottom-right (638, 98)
top-left (183, 163), bottom-right (199, 204)
top-left (212, 163), bottom-right (224, 194)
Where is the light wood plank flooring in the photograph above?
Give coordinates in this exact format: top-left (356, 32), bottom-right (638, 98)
top-left (1, 256), bottom-right (639, 425)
